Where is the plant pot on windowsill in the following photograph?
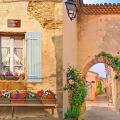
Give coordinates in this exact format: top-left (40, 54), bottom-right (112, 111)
top-left (5, 76), bottom-right (19, 80)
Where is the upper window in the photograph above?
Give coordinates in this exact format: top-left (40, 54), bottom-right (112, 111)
top-left (0, 35), bottom-right (24, 74)
top-left (83, 0), bottom-right (120, 4)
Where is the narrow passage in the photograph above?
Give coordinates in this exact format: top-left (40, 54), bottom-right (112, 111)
top-left (84, 94), bottom-right (120, 120)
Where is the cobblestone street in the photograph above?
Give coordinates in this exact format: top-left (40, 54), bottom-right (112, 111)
top-left (84, 95), bottom-right (120, 120)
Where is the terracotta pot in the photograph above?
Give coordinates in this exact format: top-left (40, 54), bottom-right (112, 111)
top-left (38, 98), bottom-right (56, 104)
top-left (11, 99), bottom-right (25, 104)
top-left (0, 98), bottom-right (10, 104)
top-left (6, 76), bottom-right (19, 80)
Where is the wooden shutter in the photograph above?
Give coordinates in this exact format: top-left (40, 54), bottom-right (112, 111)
top-left (27, 32), bottom-right (42, 82)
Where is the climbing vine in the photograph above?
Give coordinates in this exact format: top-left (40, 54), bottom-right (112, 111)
top-left (96, 51), bottom-right (120, 79)
top-left (64, 66), bottom-right (86, 119)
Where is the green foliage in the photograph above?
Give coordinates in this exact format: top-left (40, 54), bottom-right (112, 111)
top-left (65, 106), bottom-right (80, 119)
top-left (97, 81), bottom-right (103, 95)
top-left (96, 51), bottom-right (120, 72)
top-left (96, 51), bottom-right (120, 80)
top-left (64, 66), bottom-right (86, 119)
top-left (97, 81), bottom-right (103, 92)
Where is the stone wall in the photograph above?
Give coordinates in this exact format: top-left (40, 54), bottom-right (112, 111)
top-left (0, 1), bottom-right (63, 120)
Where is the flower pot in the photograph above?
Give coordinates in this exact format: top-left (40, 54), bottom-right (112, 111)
top-left (38, 97), bottom-right (56, 104)
top-left (6, 76), bottom-right (19, 80)
top-left (11, 99), bottom-right (25, 104)
top-left (26, 98), bottom-right (39, 104)
top-left (0, 98), bottom-right (10, 104)
top-left (11, 90), bottom-right (27, 99)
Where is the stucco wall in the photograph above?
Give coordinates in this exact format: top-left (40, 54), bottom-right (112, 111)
top-left (78, 15), bottom-right (120, 70)
top-left (0, 1), bottom-right (63, 120)
top-left (63, 2), bottom-right (78, 115)
top-left (78, 14), bottom-right (120, 111)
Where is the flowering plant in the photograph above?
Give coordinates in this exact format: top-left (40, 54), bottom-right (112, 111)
top-left (11, 90), bottom-right (27, 99)
top-left (0, 90), bottom-right (10, 98)
top-left (27, 91), bottom-right (36, 99)
top-left (37, 90), bottom-right (56, 99)
top-left (5, 70), bottom-right (13, 76)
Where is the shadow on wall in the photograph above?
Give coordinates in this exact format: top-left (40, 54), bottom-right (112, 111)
top-left (52, 35), bottom-right (63, 119)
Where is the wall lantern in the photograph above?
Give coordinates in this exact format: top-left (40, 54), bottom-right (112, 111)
top-left (65, 0), bottom-right (77, 21)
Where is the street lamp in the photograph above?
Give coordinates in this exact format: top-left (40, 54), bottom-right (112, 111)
top-left (65, 0), bottom-right (77, 21)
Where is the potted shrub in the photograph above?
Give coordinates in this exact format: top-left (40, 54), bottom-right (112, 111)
top-left (65, 106), bottom-right (79, 120)
top-left (10, 90), bottom-right (27, 104)
top-left (37, 90), bottom-right (56, 104)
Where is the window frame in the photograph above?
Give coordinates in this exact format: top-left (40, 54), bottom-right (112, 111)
top-left (0, 32), bottom-right (25, 75)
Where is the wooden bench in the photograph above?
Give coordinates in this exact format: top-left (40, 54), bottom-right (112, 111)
top-left (0, 103), bottom-right (56, 117)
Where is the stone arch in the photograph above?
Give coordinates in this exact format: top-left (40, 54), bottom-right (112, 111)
top-left (83, 56), bottom-right (114, 76)
top-left (82, 55), bottom-right (120, 111)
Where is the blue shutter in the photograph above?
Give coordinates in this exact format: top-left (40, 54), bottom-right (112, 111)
top-left (27, 32), bottom-right (42, 82)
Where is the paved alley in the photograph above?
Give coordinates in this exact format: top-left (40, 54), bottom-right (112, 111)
top-left (83, 95), bottom-right (120, 120)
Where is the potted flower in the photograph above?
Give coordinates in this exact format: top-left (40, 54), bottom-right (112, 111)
top-left (5, 70), bottom-right (19, 80)
top-left (10, 90), bottom-right (27, 104)
top-left (26, 91), bottom-right (37, 104)
top-left (37, 90), bottom-right (56, 104)
top-left (65, 106), bottom-right (79, 120)
top-left (0, 90), bottom-right (10, 104)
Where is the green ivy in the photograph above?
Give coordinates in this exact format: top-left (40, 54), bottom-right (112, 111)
top-left (96, 51), bottom-right (120, 79)
top-left (64, 66), bottom-right (86, 119)
top-left (96, 51), bottom-right (120, 72)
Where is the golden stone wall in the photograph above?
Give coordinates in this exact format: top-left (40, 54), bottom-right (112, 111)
top-left (0, 1), bottom-right (63, 119)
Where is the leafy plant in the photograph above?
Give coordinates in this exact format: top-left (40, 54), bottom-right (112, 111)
top-left (65, 106), bottom-right (80, 119)
top-left (64, 66), bottom-right (86, 119)
top-left (97, 81), bottom-right (103, 94)
top-left (96, 51), bottom-right (120, 80)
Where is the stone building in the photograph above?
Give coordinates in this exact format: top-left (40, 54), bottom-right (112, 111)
top-left (0, 0), bottom-right (63, 120)
top-left (1, 0), bottom-right (120, 120)
top-left (64, 0), bottom-right (120, 118)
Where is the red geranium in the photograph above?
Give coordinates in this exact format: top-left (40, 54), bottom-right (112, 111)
top-left (0, 91), bottom-right (2, 97)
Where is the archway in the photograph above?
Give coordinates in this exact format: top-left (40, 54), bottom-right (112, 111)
top-left (83, 56), bottom-right (117, 106)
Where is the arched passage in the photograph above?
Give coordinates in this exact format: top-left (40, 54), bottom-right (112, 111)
top-left (82, 55), bottom-right (120, 111)
top-left (83, 56), bottom-right (114, 76)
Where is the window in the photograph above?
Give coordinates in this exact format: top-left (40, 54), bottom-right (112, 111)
top-left (0, 32), bottom-right (42, 82)
top-left (0, 35), bottom-right (24, 74)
